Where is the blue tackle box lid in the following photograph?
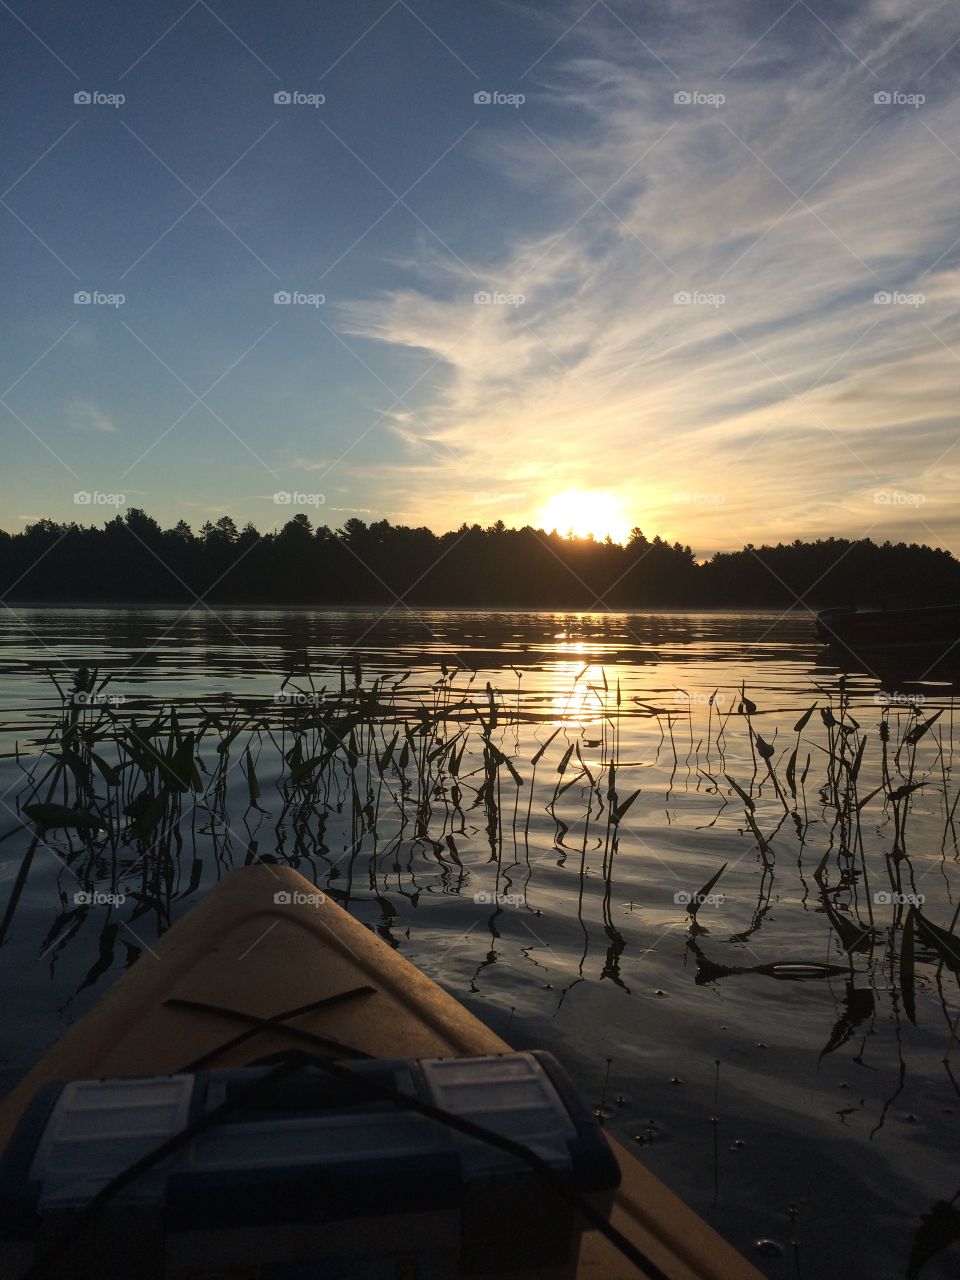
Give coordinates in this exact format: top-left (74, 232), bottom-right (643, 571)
top-left (0, 1051), bottom-right (620, 1238)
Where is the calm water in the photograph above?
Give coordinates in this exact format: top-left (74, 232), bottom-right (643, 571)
top-left (1, 606), bottom-right (959, 1279)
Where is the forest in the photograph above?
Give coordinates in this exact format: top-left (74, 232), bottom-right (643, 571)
top-left (1, 510), bottom-right (958, 608)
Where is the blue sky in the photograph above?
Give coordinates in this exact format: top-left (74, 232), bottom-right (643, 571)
top-left (3, 0), bottom-right (960, 554)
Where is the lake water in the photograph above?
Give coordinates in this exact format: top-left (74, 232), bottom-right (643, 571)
top-left (1, 605), bottom-right (959, 1279)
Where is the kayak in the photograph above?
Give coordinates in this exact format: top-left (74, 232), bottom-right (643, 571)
top-left (0, 865), bottom-right (765, 1280)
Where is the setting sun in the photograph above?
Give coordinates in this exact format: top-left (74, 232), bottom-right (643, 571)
top-left (538, 490), bottom-right (632, 544)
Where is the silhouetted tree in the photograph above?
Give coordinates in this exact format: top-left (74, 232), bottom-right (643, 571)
top-left (0, 514), bottom-right (957, 608)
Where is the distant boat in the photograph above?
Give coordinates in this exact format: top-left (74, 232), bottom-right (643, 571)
top-left (815, 601), bottom-right (960, 659)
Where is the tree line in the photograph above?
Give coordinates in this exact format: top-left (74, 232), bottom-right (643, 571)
top-left (1, 510), bottom-right (958, 608)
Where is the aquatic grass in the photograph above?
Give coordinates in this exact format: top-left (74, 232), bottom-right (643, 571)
top-left (6, 653), bottom-right (960, 1280)
top-left (4, 662), bottom-right (960, 1071)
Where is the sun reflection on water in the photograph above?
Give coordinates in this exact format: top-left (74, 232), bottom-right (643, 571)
top-left (547, 648), bottom-right (608, 727)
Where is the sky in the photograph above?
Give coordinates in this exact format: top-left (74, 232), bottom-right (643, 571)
top-left (2, 0), bottom-right (960, 556)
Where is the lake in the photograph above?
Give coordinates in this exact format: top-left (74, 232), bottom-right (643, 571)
top-left (1, 605), bottom-right (958, 1279)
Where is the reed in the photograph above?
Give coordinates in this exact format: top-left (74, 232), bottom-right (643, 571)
top-left (3, 663), bottom-right (958, 1071)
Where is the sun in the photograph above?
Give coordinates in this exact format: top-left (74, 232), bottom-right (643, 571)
top-left (538, 490), bottom-right (631, 543)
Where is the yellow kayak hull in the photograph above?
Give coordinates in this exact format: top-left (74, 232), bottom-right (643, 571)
top-left (0, 865), bottom-right (765, 1280)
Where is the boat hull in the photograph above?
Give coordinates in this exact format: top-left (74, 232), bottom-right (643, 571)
top-left (816, 603), bottom-right (960, 660)
top-left (0, 865), bottom-right (765, 1280)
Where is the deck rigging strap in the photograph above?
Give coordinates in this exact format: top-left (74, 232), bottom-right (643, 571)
top-left (173, 997), bottom-right (673, 1280)
top-left (25, 998), bottom-right (672, 1280)
top-left (22, 1056), bottom-right (306, 1280)
top-left (168, 985), bottom-right (376, 1071)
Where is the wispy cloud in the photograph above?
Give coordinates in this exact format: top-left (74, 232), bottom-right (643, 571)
top-left (68, 398), bottom-right (117, 433)
top-left (338, 0), bottom-right (960, 552)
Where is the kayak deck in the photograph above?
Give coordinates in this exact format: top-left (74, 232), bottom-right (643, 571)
top-left (0, 866), bottom-right (765, 1280)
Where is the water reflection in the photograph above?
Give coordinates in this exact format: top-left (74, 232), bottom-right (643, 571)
top-left (1, 609), bottom-right (959, 1278)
